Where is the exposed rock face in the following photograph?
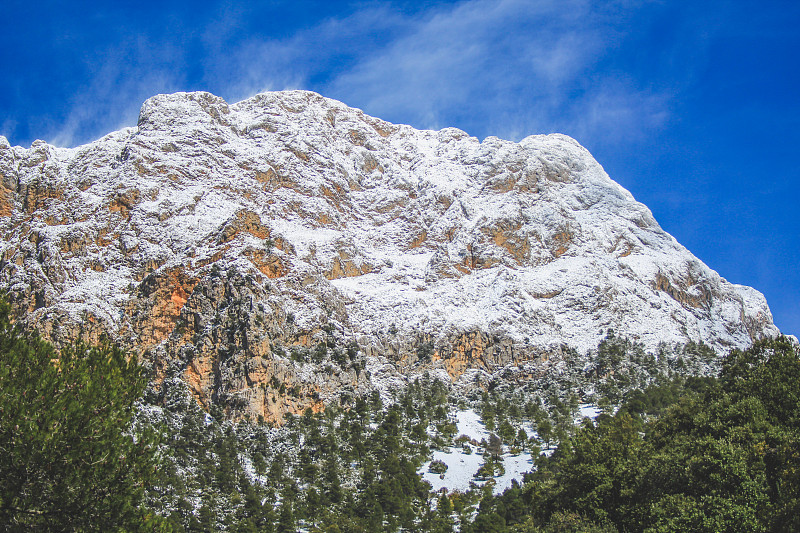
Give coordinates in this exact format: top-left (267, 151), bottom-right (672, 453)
top-left (0, 90), bottom-right (780, 420)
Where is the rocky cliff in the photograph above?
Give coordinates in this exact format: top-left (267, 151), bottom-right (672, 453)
top-left (0, 90), bottom-right (779, 421)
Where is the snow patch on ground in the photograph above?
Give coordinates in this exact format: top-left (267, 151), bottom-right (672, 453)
top-left (419, 409), bottom-right (536, 495)
top-left (578, 404), bottom-right (601, 421)
top-left (455, 409), bottom-right (489, 442)
top-left (493, 453), bottom-right (535, 494)
top-left (420, 448), bottom-right (485, 493)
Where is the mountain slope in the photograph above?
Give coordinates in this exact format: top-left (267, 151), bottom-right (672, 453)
top-left (0, 90), bottom-right (779, 420)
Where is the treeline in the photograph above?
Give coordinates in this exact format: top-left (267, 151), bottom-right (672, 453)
top-left (470, 336), bottom-right (800, 532)
top-left (3, 288), bottom-right (798, 532)
top-left (0, 298), bottom-right (169, 531)
top-left (142, 373), bottom-right (466, 531)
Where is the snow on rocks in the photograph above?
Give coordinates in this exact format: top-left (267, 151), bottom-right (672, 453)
top-left (0, 89), bottom-right (780, 392)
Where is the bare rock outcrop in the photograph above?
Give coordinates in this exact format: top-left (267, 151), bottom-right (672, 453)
top-left (0, 90), bottom-right (780, 420)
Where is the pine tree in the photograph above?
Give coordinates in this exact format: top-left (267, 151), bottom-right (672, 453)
top-left (0, 297), bottom-right (168, 531)
top-left (487, 433), bottom-right (503, 458)
top-left (276, 501), bottom-right (295, 533)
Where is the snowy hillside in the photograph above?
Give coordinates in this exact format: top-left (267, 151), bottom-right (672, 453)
top-left (0, 90), bottom-right (780, 419)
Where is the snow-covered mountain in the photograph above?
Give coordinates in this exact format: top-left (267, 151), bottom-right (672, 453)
top-left (0, 90), bottom-right (779, 420)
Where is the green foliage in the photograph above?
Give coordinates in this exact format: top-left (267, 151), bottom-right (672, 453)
top-left (8, 304), bottom-right (776, 533)
top-left (429, 459), bottom-right (448, 474)
top-left (472, 336), bottom-right (800, 533)
top-left (510, 512), bottom-right (617, 532)
top-left (141, 370), bottom-right (460, 531)
top-left (0, 297), bottom-right (168, 531)
top-left (416, 341), bottom-right (435, 363)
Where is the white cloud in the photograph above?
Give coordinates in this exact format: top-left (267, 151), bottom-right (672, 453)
top-left (0, 119), bottom-right (17, 143)
top-left (41, 0), bottom-right (710, 149)
top-left (321, 0), bottom-right (672, 145)
top-left (47, 34), bottom-right (188, 147)
top-left (201, 4), bottom-right (410, 103)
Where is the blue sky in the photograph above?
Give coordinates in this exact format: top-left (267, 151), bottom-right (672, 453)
top-left (2, 0), bottom-right (798, 336)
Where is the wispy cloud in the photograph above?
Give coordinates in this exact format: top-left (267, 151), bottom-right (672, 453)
top-left (47, 34), bottom-right (187, 147)
top-left (321, 0), bottom-right (675, 144)
top-left (0, 118), bottom-right (17, 143)
top-left (40, 0), bottom-right (712, 149)
top-left (201, 4), bottom-right (410, 102)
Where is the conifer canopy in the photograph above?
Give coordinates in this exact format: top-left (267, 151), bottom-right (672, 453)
top-left (0, 297), bottom-right (167, 531)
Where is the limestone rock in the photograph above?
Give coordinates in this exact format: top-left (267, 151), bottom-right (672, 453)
top-left (0, 90), bottom-right (781, 419)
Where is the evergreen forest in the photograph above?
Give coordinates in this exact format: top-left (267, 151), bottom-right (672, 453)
top-left (1, 294), bottom-right (798, 532)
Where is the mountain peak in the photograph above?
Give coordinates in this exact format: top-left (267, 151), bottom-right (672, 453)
top-left (0, 90), bottom-right (779, 420)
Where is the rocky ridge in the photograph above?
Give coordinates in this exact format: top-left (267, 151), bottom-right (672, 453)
top-left (0, 90), bottom-right (779, 421)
